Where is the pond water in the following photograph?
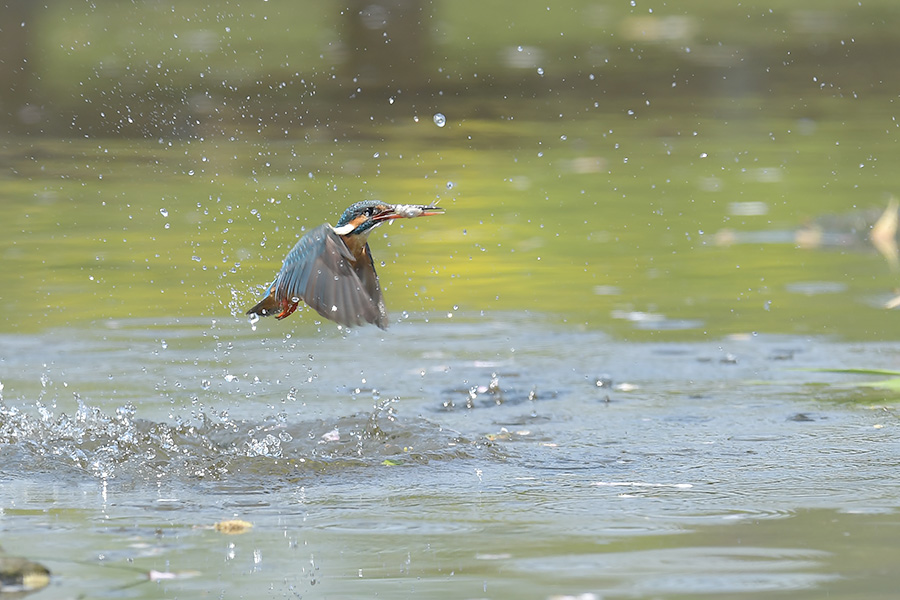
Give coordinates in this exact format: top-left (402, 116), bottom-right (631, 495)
top-left (3, 317), bottom-right (900, 598)
top-left (4, 2), bottom-right (900, 598)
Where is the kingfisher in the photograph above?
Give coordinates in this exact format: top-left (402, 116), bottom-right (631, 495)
top-left (247, 200), bottom-right (444, 329)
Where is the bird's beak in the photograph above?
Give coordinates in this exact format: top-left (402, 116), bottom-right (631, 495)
top-left (417, 205), bottom-right (445, 217)
top-left (374, 204), bottom-right (445, 221)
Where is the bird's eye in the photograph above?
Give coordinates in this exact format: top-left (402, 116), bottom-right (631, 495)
top-left (365, 207), bottom-right (375, 216)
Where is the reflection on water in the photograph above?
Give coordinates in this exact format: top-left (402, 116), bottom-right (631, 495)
top-left (4, 108), bottom-right (900, 341)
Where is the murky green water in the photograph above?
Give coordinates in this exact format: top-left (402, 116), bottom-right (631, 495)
top-left (4, 2), bottom-right (900, 599)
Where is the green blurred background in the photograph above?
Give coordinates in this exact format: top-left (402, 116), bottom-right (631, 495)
top-left (2, 0), bottom-right (900, 340)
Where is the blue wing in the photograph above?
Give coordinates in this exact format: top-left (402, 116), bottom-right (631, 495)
top-left (248, 224), bottom-right (387, 329)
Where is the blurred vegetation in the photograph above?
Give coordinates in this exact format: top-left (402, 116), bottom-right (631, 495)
top-left (2, 0), bottom-right (899, 136)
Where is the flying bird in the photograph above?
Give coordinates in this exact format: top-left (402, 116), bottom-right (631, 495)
top-left (247, 201), bottom-right (444, 329)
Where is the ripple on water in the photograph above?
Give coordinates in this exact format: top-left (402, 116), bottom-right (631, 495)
top-left (513, 546), bottom-right (838, 595)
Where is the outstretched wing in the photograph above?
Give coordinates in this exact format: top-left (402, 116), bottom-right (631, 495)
top-left (272, 224), bottom-right (388, 328)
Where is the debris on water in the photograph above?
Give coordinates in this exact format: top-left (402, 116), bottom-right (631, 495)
top-left (0, 556), bottom-right (50, 593)
top-left (485, 428), bottom-right (532, 442)
top-left (320, 428), bottom-right (340, 442)
top-left (485, 428), bottom-right (512, 441)
top-left (213, 519), bottom-right (253, 535)
top-left (788, 413), bottom-right (816, 422)
top-left (720, 353), bottom-right (738, 364)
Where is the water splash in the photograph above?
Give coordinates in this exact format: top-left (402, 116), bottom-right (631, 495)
top-left (0, 396), bottom-right (494, 484)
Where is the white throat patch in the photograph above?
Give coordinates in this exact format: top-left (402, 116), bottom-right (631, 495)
top-left (331, 222), bottom-right (356, 235)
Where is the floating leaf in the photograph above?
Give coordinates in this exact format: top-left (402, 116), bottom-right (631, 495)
top-left (214, 519), bottom-right (253, 534)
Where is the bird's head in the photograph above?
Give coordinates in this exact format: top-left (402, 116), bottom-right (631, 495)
top-left (332, 200), bottom-right (444, 237)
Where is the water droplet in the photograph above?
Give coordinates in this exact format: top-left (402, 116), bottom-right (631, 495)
top-left (446, 181), bottom-right (455, 190)
top-left (201, 379), bottom-right (211, 390)
top-left (159, 208), bottom-right (168, 217)
top-left (433, 113), bottom-right (446, 127)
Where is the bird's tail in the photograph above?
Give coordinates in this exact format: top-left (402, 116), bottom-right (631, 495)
top-left (247, 289), bottom-right (300, 320)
